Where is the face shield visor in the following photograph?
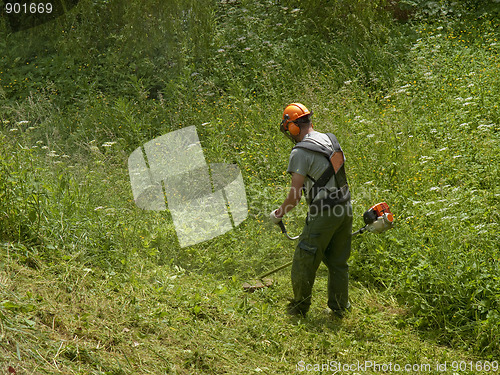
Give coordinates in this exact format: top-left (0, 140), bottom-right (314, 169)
top-left (280, 115), bottom-right (296, 143)
top-left (280, 124), bottom-right (296, 143)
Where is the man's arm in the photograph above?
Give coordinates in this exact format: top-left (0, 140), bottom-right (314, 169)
top-left (275, 172), bottom-right (305, 218)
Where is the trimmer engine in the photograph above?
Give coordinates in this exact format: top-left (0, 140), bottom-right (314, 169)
top-left (361, 202), bottom-right (394, 234)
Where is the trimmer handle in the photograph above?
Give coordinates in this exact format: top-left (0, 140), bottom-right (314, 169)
top-left (278, 221), bottom-right (300, 240)
top-left (278, 221), bottom-right (287, 234)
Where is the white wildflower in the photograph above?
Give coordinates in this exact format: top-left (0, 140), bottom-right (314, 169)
top-left (477, 124), bottom-right (493, 131)
top-left (441, 216), bottom-right (457, 221)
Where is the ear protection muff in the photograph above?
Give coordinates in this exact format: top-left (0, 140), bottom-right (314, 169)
top-left (288, 120), bottom-right (300, 136)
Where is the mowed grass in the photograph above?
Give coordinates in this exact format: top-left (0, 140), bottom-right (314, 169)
top-left (0, 251), bottom-right (485, 374)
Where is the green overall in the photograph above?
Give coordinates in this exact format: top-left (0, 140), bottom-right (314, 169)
top-left (290, 202), bottom-right (352, 315)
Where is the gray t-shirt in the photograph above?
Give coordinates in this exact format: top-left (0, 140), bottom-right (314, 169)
top-left (287, 131), bottom-right (339, 203)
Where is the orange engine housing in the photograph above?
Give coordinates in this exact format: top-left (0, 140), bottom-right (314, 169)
top-left (363, 202), bottom-right (394, 224)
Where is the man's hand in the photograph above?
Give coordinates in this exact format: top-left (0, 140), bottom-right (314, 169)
top-left (269, 209), bottom-right (282, 224)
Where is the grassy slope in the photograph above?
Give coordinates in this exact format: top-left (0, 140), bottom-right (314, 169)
top-left (1, 1), bottom-right (499, 374)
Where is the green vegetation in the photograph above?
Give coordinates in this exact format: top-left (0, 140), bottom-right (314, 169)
top-left (1, 0), bottom-right (499, 373)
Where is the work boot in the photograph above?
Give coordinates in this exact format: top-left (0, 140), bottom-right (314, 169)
top-left (324, 306), bottom-right (351, 319)
top-left (286, 301), bottom-right (307, 317)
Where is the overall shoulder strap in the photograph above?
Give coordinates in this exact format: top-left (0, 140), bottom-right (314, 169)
top-left (325, 133), bottom-right (348, 187)
top-left (325, 133), bottom-right (341, 152)
top-left (292, 138), bottom-right (332, 158)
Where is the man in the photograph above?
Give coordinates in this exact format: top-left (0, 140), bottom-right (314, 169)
top-left (270, 103), bottom-right (353, 318)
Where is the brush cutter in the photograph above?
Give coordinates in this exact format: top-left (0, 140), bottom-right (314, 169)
top-left (243, 202), bottom-right (395, 292)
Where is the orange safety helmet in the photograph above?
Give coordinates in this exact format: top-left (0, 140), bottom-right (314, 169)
top-left (280, 103), bottom-right (313, 136)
